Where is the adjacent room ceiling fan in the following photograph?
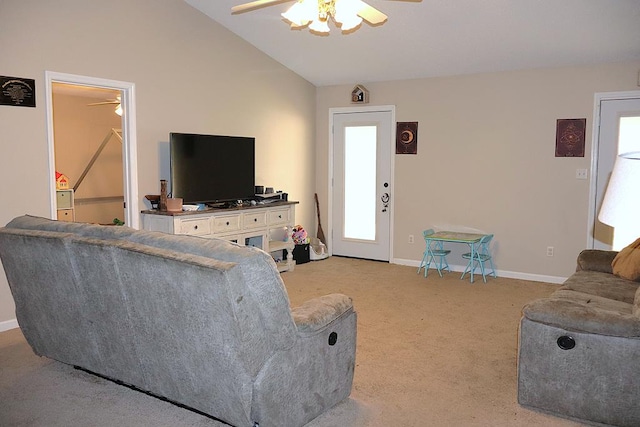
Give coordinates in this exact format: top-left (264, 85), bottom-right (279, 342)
top-left (87, 95), bottom-right (122, 116)
top-left (231, 0), bottom-right (415, 34)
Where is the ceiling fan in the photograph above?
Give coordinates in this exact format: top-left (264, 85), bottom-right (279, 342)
top-left (87, 95), bottom-right (122, 116)
top-left (231, 0), bottom-right (415, 34)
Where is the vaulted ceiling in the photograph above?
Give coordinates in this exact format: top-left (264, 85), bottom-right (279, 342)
top-left (185, 0), bottom-right (640, 87)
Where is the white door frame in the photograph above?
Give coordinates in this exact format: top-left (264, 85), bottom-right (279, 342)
top-left (328, 105), bottom-right (396, 260)
top-left (587, 90), bottom-right (640, 248)
top-left (45, 71), bottom-right (139, 228)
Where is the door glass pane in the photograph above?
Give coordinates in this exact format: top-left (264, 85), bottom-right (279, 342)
top-left (613, 115), bottom-right (640, 249)
top-left (344, 126), bottom-right (376, 240)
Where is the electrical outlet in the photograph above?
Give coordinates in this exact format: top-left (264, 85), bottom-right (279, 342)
top-left (547, 246), bottom-right (554, 257)
top-left (408, 234), bottom-right (414, 244)
top-left (576, 169), bottom-right (588, 180)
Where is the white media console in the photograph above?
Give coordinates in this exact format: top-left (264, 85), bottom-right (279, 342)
top-left (140, 201), bottom-right (298, 272)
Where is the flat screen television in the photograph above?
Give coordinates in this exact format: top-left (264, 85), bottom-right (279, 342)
top-left (170, 132), bottom-right (255, 205)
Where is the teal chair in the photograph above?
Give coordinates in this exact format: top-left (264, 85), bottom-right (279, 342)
top-left (461, 234), bottom-right (496, 283)
top-left (417, 229), bottom-right (451, 277)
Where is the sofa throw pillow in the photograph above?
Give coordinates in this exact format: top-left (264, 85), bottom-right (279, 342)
top-left (612, 237), bottom-right (640, 282)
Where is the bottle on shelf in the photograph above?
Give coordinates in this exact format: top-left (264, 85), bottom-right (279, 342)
top-left (160, 179), bottom-right (168, 212)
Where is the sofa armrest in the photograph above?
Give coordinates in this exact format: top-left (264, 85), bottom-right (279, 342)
top-left (576, 249), bottom-right (617, 273)
top-left (291, 293), bottom-right (353, 333)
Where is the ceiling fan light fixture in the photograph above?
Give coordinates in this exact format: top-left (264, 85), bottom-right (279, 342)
top-left (241, 0), bottom-right (383, 35)
top-left (309, 17), bottom-right (330, 33)
top-left (337, 15), bottom-right (362, 31)
top-left (334, 0), bottom-right (362, 19)
top-left (335, 0), bottom-right (363, 31)
top-left (282, 0), bottom-right (317, 27)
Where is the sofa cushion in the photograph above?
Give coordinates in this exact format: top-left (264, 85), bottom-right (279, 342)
top-left (522, 290), bottom-right (640, 337)
top-left (612, 237), bottom-right (640, 282)
top-left (560, 270), bottom-right (639, 304)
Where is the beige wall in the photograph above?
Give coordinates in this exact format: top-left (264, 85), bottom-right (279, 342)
top-left (0, 0), bottom-right (316, 325)
top-left (316, 62), bottom-right (640, 280)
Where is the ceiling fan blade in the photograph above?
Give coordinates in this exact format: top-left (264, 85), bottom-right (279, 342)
top-left (231, 0), bottom-right (294, 14)
top-left (87, 100), bottom-right (119, 106)
top-left (357, 2), bottom-right (388, 25)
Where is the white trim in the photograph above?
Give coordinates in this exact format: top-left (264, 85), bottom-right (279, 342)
top-left (587, 90), bottom-right (640, 249)
top-left (0, 319), bottom-right (19, 332)
top-left (44, 71), bottom-right (139, 229)
top-left (392, 258), bottom-right (567, 284)
top-left (328, 105), bottom-right (396, 261)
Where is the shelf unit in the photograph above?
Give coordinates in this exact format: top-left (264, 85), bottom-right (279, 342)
top-left (56, 190), bottom-right (75, 222)
top-left (140, 201), bottom-right (297, 272)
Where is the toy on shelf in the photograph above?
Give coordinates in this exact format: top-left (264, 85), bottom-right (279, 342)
top-left (55, 171), bottom-right (70, 190)
top-left (291, 225), bottom-right (308, 245)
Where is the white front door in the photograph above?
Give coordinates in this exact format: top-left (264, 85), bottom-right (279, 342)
top-left (330, 107), bottom-right (394, 261)
top-left (592, 95), bottom-right (640, 250)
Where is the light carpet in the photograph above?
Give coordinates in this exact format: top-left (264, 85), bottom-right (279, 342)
top-left (0, 256), bottom-right (583, 426)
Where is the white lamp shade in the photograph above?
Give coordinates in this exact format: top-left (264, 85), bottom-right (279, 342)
top-left (598, 151), bottom-right (640, 229)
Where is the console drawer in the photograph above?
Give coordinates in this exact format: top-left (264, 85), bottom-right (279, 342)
top-left (269, 208), bottom-right (291, 225)
top-left (212, 214), bottom-right (241, 233)
top-left (178, 217), bottom-right (211, 236)
top-left (243, 212), bottom-right (267, 229)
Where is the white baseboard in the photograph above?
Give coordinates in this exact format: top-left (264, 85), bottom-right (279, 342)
top-left (392, 258), bottom-right (566, 284)
top-left (0, 318), bottom-right (18, 332)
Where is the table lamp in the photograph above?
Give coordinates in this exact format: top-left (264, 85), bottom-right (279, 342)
top-left (598, 151), bottom-right (640, 249)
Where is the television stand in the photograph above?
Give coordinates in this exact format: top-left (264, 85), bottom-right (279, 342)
top-left (140, 201), bottom-right (298, 272)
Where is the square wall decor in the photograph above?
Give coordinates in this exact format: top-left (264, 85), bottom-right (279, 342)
top-left (555, 118), bottom-right (586, 157)
top-left (0, 75), bottom-right (36, 107)
top-left (396, 122), bottom-right (418, 154)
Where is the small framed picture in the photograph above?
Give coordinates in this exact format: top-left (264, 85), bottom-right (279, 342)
top-left (555, 118), bottom-right (586, 157)
top-left (0, 76), bottom-right (36, 107)
top-left (396, 122), bottom-right (418, 154)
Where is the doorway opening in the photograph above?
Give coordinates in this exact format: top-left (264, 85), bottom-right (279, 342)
top-left (45, 72), bottom-right (139, 228)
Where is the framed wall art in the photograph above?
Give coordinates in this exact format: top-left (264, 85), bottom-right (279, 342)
top-left (0, 75), bottom-right (36, 107)
top-left (555, 118), bottom-right (586, 157)
top-left (396, 122), bottom-right (418, 154)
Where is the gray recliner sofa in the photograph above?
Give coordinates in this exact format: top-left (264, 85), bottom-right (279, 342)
top-left (518, 249), bottom-right (640, 426)
top-left (0, 215), bottom-right (357, 427)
